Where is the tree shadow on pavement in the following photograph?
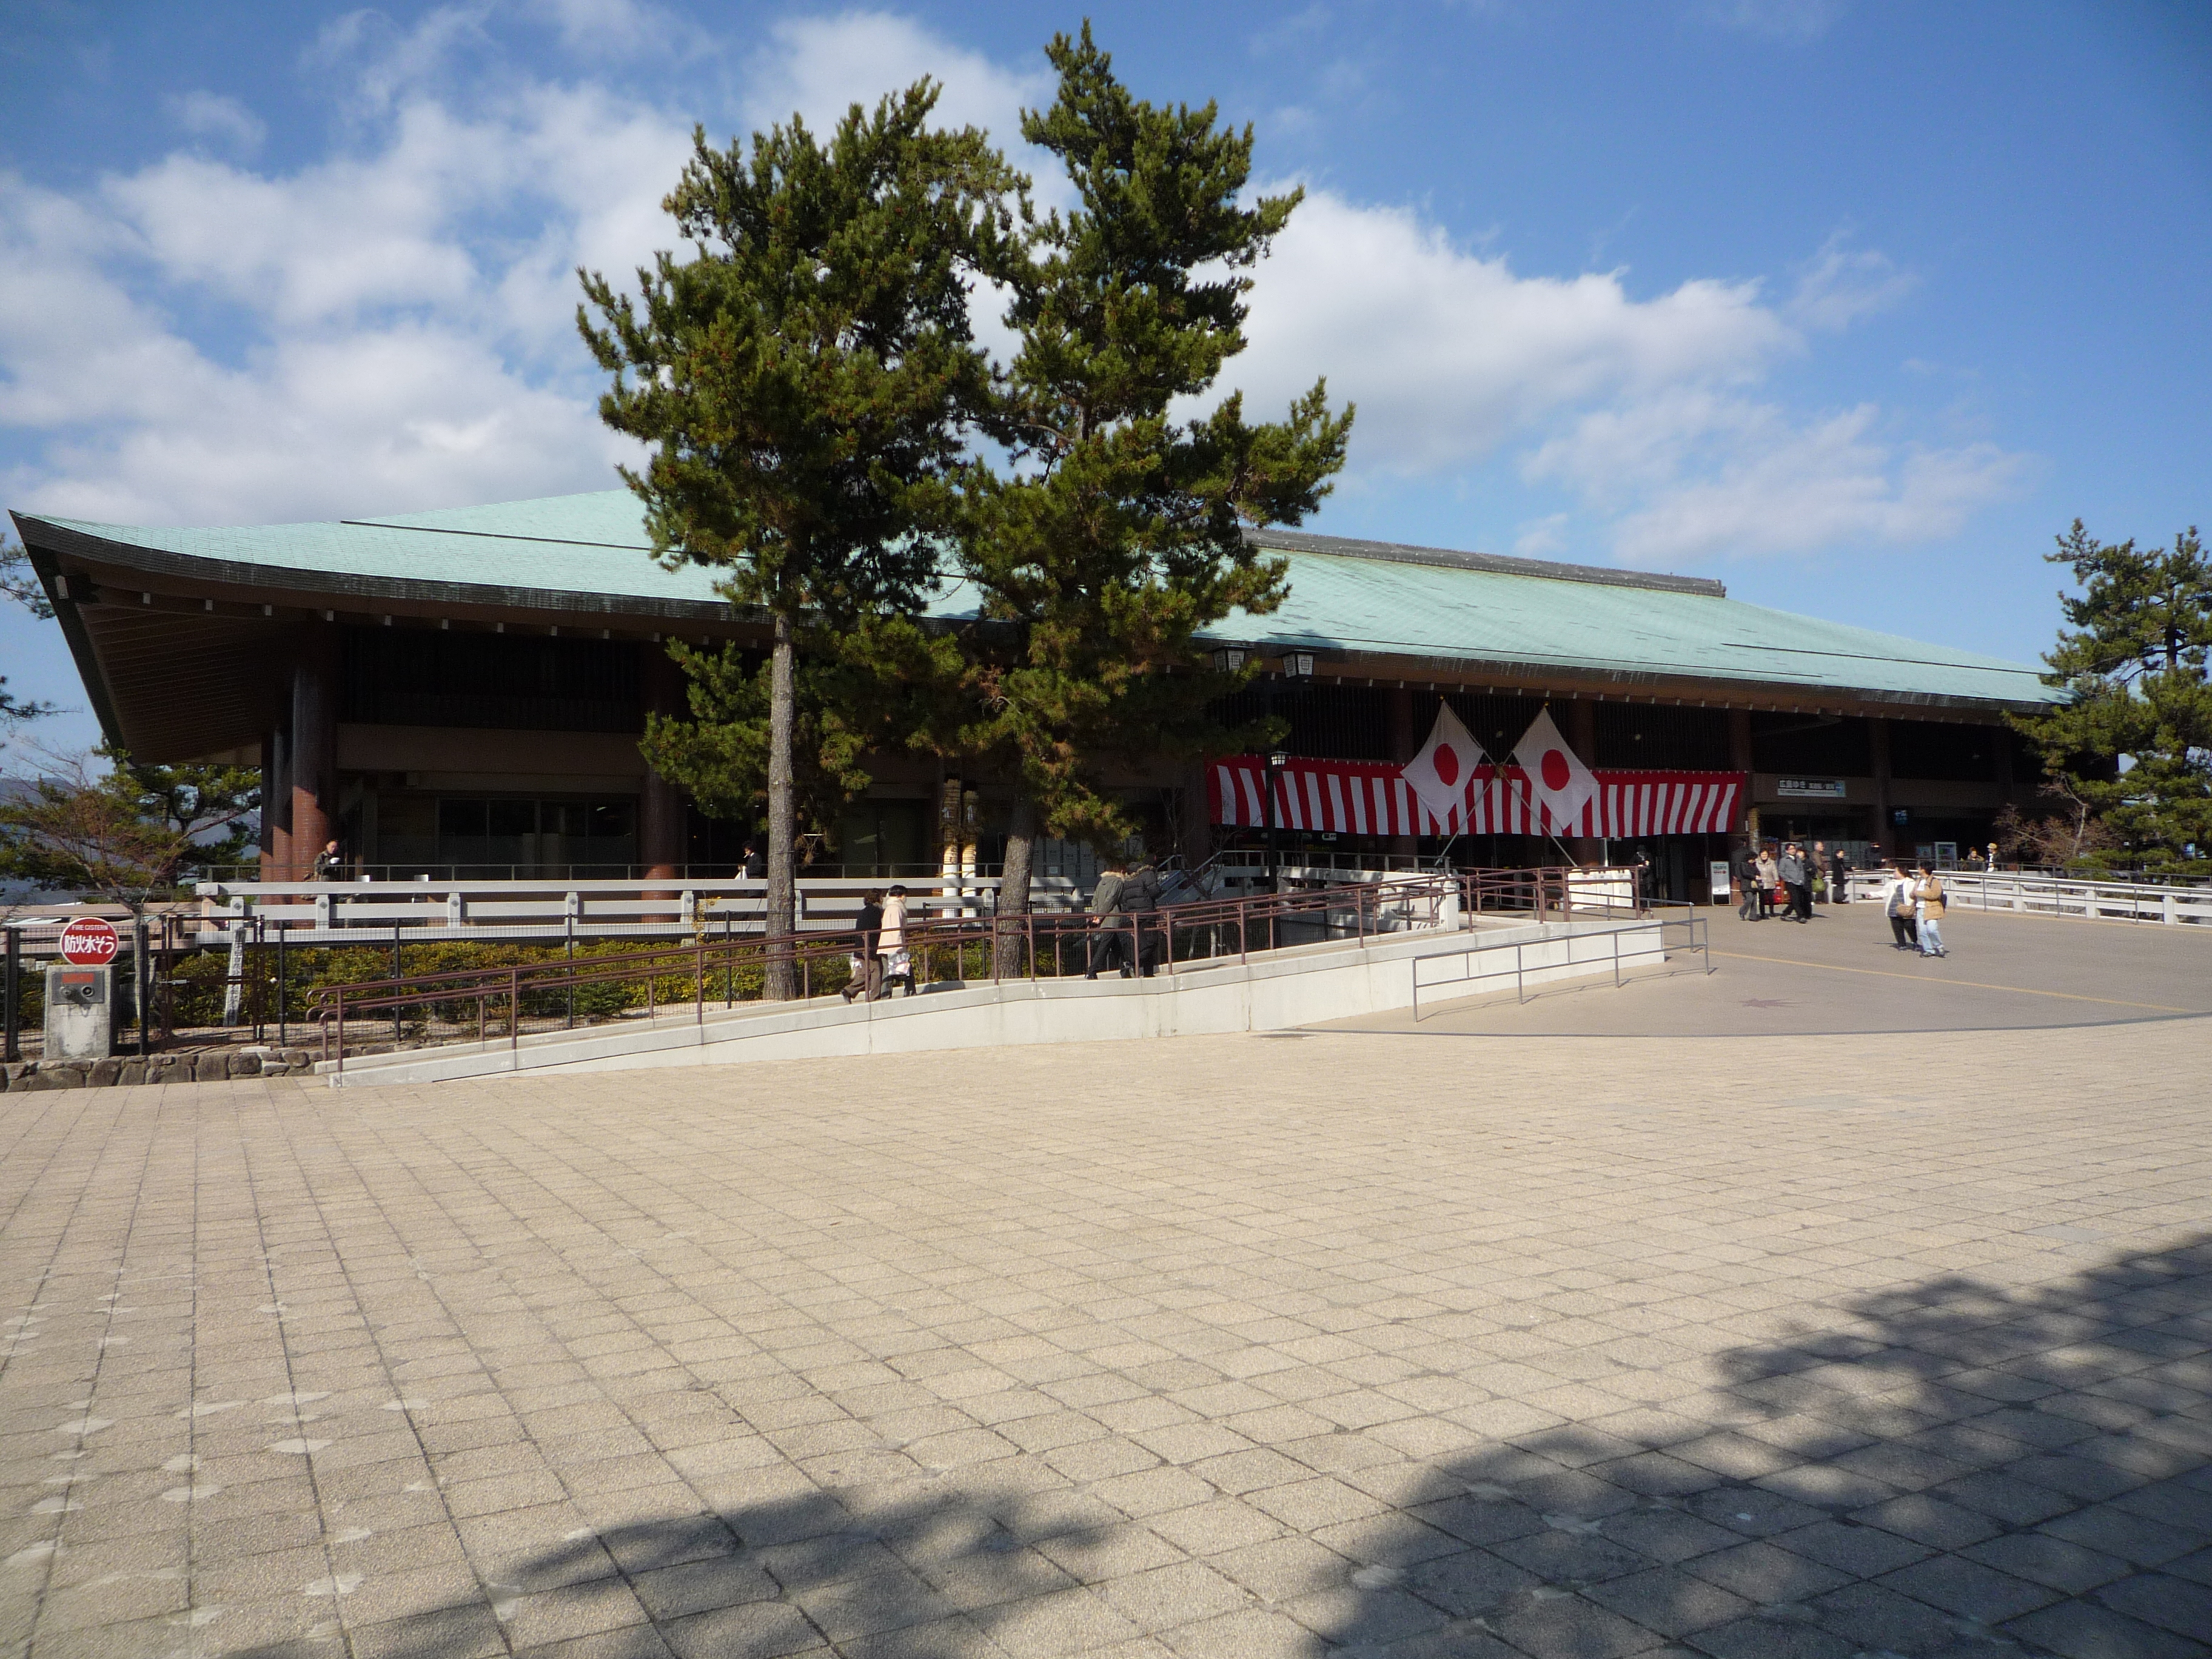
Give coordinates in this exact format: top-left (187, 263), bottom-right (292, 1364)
top-left (270, 1239), bottom-right (2212, 1659)
top-left (1318, 1235), bottom-right (2212, 1659)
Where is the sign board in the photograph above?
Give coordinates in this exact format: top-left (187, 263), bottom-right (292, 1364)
top-left (1709, 860), bottom-right (1732, 902)
top-left (59, 917), bottom-right (119, 965)
top-left (1777, 777), bottom-right (1847, 798)
top-left (1892, 807), bottom-right (1911, 826)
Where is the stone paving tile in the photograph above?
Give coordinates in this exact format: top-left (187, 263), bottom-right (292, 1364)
top-left (2, 1016), bottom-right (2208, 1658)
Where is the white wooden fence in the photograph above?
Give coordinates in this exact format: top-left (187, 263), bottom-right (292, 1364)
top-left (1845, 869), bottom-right (2212, 925)
top-left (189, 874), bottom-right (1088, 945)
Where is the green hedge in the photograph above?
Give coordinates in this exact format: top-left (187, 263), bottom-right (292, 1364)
top-left (159, 936), bottom-right (870, 1032)
top-left (7, 933), bottom-right (1036, 1044)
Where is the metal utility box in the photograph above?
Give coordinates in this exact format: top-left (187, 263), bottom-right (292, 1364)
top-left (44, 965), bottom-right (113, 1061)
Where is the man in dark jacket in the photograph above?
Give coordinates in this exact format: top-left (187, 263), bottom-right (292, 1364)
top-left (1085, 860), bottom-right (1132, 979)
top-left (841, 890), bottom-right (883, 1004)
top-left (1730, 843), bottom-right (1758, 921)
top-left (740, 840), bottom-right (765, 880)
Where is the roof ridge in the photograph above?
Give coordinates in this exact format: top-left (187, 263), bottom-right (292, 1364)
top-left (1244, 527), bottom-right (1726, 598)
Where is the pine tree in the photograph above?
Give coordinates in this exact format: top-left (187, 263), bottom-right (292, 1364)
top-left (960, 27), bottom-right (1353, 955)
top-left (2010, 520), bottom-right (2212, 870)
top-left (579, 84), bottom-right (1014, 995)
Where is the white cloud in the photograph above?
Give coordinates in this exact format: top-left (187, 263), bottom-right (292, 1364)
top-left (0, 15), bottom-right (691, 526)
top-left (1788, 232), bottom-right (1915, 330)
top-left (0, 10), bottom-right (1067, 531)
top-left (1537, 400), bottom-right (2029, 565)
top-left (742, 12), bottom-right (1050, 154)
top-left (166, 91), bottom-right (267, 155)
top-left (1695, 0), bottom-right (1848, 42)
top-left (523, 0), bottom-right (692, 57)
top-left (1513, 514), bottom-right (1569, 557)
top-left (1223, 189), bottom-right (2024, 564)
top-left (0, 7), bottom-right (2020, 577)
top-left (1230, 190), bottom-right (1795, 474)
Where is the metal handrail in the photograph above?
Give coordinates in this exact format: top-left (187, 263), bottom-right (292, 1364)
top-left (1410, 913), bottom-right (1709, 1021)
top-left (306, 874), bottom-right (1487, 1072)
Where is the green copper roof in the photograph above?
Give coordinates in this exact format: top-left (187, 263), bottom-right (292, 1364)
top-left (20, 489), bottom-right (2057, 709)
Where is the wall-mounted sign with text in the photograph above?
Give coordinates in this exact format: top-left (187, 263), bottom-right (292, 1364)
top-left (1775, 777), bottom-right (1848, 799)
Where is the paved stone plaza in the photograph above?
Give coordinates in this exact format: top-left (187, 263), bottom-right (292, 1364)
top-left (3, 907), bottom-right (2209, 1659)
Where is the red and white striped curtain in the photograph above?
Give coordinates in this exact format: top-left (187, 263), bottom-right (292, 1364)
top-left (1208, 756), bottom-right (1743, 838)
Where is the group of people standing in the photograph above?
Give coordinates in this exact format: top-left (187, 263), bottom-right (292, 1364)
top-left (1728, 837), bottom-right (1952, 959)
top-left (1732, 839), bottom-right (1848, 923)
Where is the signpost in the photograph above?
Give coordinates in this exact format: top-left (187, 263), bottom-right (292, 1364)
top-left (59, 917), bottom-right (119, 966)
top-left (47, 919), bottom-right (120, 1062)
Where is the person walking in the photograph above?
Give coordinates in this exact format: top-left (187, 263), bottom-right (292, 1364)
top-left (740, 840), bottom-right (765, 880)
top-left (1085, 859), bottom-right (1133, 979)
top-left (877, 884), bottom-right (912, 996)
top-left (1831, 843), bottom-right (1852, 904)
top-left (841, 889), bottom-right (884, 1004)
top-left (1778, 842), bottom-right (1812, 923)
top-left (312, 838), bottom-right (345, 881)
top-left (1884, 864), bottom-right (1919, 950)
top-left (1912, 864), bottom-right (1948, 957)
top-left (1811, 840), bottom-right (1830, 903)
top-left (1754, 844), bottom-right (1780, 920)
top-left (1731, 842), bottom-right (1758, 921)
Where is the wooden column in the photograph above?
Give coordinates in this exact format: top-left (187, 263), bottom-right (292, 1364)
top-left (1869, 717), bottom-right (1895, 859)
top-left (638, 644), bottom-right (685, 880)
top-left (1387, 688), bottom-right (1418, 859)
top-left (288, 626), bottom-right (337, 879)
top-left (1567, 699), bottom-right (1600, 865)
top-left (1181, 762), bottom-right (1213, 867)
top-left (261, 722), bottom-right (289, 882)
top-left (1728, 708), bottom-right (1754, 843)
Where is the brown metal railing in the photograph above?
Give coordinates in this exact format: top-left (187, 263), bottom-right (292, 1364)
top-left (0, 865), bottom-right (1611, 1064)
top-left (305, 872), bottom-right (1556, 1072)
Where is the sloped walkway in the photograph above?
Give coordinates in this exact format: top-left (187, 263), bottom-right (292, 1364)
top-left (317, 913), bottom-right (1664, 1089)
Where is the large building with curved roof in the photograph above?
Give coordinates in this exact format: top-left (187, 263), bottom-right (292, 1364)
top-left (12, 490), bottom-right (2057, 896)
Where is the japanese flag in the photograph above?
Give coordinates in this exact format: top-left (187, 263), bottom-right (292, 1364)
top-left (1403, 703), bottom-right (1486, 830)
top-left (1513, 707), bottom-right (1597, 833)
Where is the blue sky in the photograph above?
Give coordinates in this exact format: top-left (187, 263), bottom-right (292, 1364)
top-left (4, 1), bottom-right (2208, 754)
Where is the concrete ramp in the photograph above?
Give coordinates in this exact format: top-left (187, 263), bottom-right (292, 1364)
top-left (320, 914), bottom-right (1666, 1088)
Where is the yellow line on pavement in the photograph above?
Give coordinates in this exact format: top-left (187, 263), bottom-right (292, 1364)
top-left (1709, 950), bottom-right (2198, 1014)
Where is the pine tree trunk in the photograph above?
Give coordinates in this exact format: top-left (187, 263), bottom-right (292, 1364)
top-left (765, 611), bottom-right (799, 1000)
top-left (994, 788), bottom-right (1037, 977)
